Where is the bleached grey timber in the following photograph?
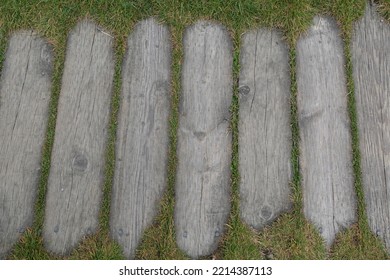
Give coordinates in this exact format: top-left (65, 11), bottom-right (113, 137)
top-left (352, 4), bottom-right (390, 253)
top-left (175, 22), bottom-right (233, 258)
top-left (297, 16), bottom-right (356, 247)
top-left (239, 30), bottom-right (292, 229)
top-left (43, 21), bottom-right (114, 254)
top-left (0, 32), bottom-right (52, 259)
top-left (110, 19), bottom-right (171, 259)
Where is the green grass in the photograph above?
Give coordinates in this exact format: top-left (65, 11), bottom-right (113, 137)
top-left (376, 0), bottom-right (390, 20)
top-left (0, 0), bottom-right (389, 259)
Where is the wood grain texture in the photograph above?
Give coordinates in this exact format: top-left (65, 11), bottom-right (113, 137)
top-left (110, 18), bottom-right (171, 259)
top-left (297, 16), bottom-right (356, 247)
top-left (352, 4), bottom-right (390, 253)
top-left (239, 30), bottom-right (292, 229)
top-left (0, 32), bottom-right (52, 259)
top-left (175, 21), bottom-right (232, 258)
top-left (43, 21), bottom-right (114, 255)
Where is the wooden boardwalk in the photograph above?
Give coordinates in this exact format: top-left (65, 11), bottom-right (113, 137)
top-left (297, 16), bottom-right (356, 247)
top-left (43, 21), bottom-right (114, 255)
top-left (0, 5), bottom-right (389, 259)
top-left (239, 29), bottom-right (292, 230)
top-left (175, 22), bottom-right (232, 258)
top-left (0, 32), bottom-right (52, 259)
top-left (110, 18), bottom-right (171, 259)
top-left (352, 4), bottom-right (390, 252)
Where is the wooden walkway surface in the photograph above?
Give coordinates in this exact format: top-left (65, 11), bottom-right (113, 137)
top-left (239, 28), bottom-right (292, 230)
top-left (111, 18), bottom-right (171, 259)
top-left (0, 32), bottom-right (52, 258)
top-left (43, 20), bottom-right (114, 255)
top-left (297, 16), bottom-right (356, 247)
top-left (175, 22), bottom-right (232, 258)
top-left (352, 4), bottom-right (390, 252)
top-left (0, 4), bottom-right (389, 259)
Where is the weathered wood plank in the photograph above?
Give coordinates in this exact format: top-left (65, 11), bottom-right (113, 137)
top-left (352, 4), bottom-right (390, 253)
top-left (110, 18), bottom-right (171, 259)
top-left (0, 32), bottom-right (52, 259)
top-left (175, 21), bottom-right (232, 258)
top-left (239, 30), bottom-right (292, 229)
top-left (297, 16), bottom-right (356, 247)
top-left (43, 21), bottom-right (114, 254)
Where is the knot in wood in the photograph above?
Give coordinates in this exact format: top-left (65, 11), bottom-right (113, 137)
top-left (239, 85), bottom-right (250, 96)
top-left (261, 206), bottom-right (272, 221)
top-left (194, 131), bottom-right (206, 141)
top-left (72, 154), bottom-right (88, 172)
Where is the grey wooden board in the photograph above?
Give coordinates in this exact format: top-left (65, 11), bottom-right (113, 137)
top-left (239, 29), bottom-right (292, 229)
top-left (175, 21), bottom-right (233, 258)
top-left (0, 32), bottom-right (52, 259)
top-left (43, 21), bottom-right (114, 254)
top-left (297, 16), bottom-right (356, 247)
top-left (352, 4), bottom-right (390, 253)
top-left (110, 18), bottom-right (171, 259)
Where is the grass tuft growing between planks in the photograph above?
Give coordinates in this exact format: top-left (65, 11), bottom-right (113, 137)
top-left (0, 0), bottom-right (388, 259)
top-left (216, 36), bottom-right (262, 260)
top-left (376, 0), bottom-right (390, 21)
top-left (331, 224), bottom-right (388, 259)
top-left (257, 213), bottom-right (327, 259)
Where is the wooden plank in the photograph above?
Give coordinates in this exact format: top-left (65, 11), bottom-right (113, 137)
top-left (175, 21), bottom-right (232, 258)
top-left (110, 18), bottom-right (171, 259)
top-left (297, 16), bottom-right (356, 247)
top-left (0, 32), bottom-right (52, 259)
top-left (43, 21), bottom-right (114, 255)
top-left (352, 4), bottom-right (390, 253)
top-left (239, 29), bottom-right (292, 229)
